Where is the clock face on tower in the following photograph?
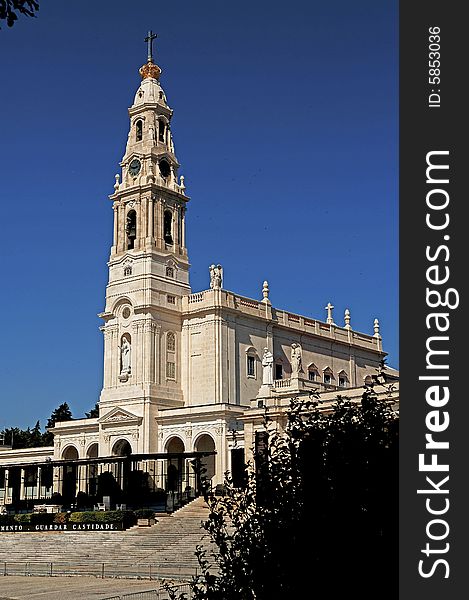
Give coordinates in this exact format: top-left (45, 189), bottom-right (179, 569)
top-left (129, 158), bottom-right (141, 177)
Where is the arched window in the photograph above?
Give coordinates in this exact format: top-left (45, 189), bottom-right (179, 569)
top-left (323, 367), bottom-right (334, 386)
top-left (166, 266), bottom-right (174, 278)
top-left (164, 210), bottom-right (173, 244)
top-left (126, 210), bottom-right (137, 250)
top-left (136, 120), bottom-right (143, 141)
top-left (159, 159), bottom-right (171, 178)
top-left (167, 332), bottom-right (176, 352)
top-left (338, 370), bottom-right (349, 388)
top-left (245, 347), bottom-right (257, 378)
top-left (308, 363), bottom-right (319, 382)
top-left (158, 118), bottom-right (166, 142)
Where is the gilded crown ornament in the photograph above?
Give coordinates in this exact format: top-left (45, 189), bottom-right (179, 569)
top-left (139, 61), bottom-right (162, 80)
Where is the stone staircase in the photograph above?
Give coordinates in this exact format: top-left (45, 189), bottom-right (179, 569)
top-left (0, 497), bottom-right (214, 580)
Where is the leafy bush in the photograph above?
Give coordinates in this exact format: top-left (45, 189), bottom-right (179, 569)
top-left (134, 508), bottom-right (155, 519)
top-left (0, 514), bottom-right (16, 525)
top-left (68, 509), bottom-right (136, 529)
top-left (53, 511), bottom-right (70, 524)
top-left (30, 512), bottom-right (56, 525)
top-left (168, 381), bottom-right (398, 600)
top-left (14, 513), bottom-right (31, 524)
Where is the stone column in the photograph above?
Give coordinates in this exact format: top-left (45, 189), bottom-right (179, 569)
top-left (110, 325), bottom-right (119, 387)
top-left (143, 320), bottom-right (152, 384)
top-left (181, 207), bottom-right (186, 248)
top-left (118, 204), bottom-right (126, 253)
top-left (173, 205), bottom-right (180, 246)
top-left (135, 199), bottom-right (142, 251)
top-left (243, 422), bottom-right (255, 467)
top-left (153, 323), bottom-right (161, 384)
top-left (156, 200), bottom-right (164, 249)
top-left (3, 469), bottom-right (9, 504)
top-left (147, 196), bottom-right (154, 240)
top-left (112, 204), bottom-right (118, 253)
top-left (37, 466), bottom-right (42, 500)
top-left (19, 468), bottom-right (25, 501)
top-left (53, 466), bottom-right (61, 495)
top-left (77, 465), bottom-right (86, 494)
top-left (214, 425), bottom-right (226, 486)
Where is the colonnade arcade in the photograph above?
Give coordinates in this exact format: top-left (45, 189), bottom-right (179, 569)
top-left (0, 444), bottom-right (215, 512)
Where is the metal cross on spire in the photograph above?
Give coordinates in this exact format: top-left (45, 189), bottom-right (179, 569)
top-left (144, 30), bottom-right (157, 62)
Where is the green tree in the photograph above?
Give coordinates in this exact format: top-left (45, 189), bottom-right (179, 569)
top-left (42, 402), bottom-right (73, 445)
top-left (171, 376), bottom-right (398, 600)
top-left (0, 0), bottom-right (39, 28)
top-left (85, 402), bottom-right (100, 419)
top-left (1, 421), bottom-right (46, 449)
top-left (46, 402), bottom-right (73, 429)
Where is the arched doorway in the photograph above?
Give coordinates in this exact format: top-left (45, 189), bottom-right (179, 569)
top-left (86, 443), bottom-right (99, 497)
top-left (112, 439), bottom-right (132, 457)
top-left (61, 446), bottom-right (79, 505)
top-left (194, 434), bottom-right (216, 484)
top-left (165, 437), bottom-right (185, 494)
top-left (110, 439), bottom-right (132, 498)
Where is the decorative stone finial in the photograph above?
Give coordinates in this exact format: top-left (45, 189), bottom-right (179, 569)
top-left (262, 280), bottom-right (271, 304)
top-left (180, 175), bottom-right (186, 192)
top-left (344, 308), bottom-right (351, 329)
top-left (114, 174), bottom-right (120, 191)
top-left (325, 302), bottom-right (335, 325)
top-left (373, 318), bottom-right (381, 338)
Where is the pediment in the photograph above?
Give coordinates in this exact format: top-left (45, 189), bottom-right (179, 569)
top-left (99, 407), bottom-right (142, 426)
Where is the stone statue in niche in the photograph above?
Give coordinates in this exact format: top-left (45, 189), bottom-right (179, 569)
top-left (209, 264), bottom-right (223, 289)
top-left (262, 348), bottom-right (274, 385)
top-left (291, 343), bottom-right (303, 376)
top-left (120, 337), bottom-right (131, 378)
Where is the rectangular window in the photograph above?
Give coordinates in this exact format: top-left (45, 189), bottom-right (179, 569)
top-left (247, 355), bottom-right (255, 377)
top-left (308, 370), bottom-right (316, 381)
top-left (339, 377), bottom-right (347, 387)
top-left (0, 469), bottom-right (5, 488)
top-left (324, 374), bottom-right (332, 385)
top-left (167, 295), bottom-right (176, 304)
top-left (275, 364), bottom-right (283, 380)
top-left (166, 361), bottom-right (176, 379)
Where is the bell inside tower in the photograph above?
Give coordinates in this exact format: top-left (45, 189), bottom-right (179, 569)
top-left (158, 119), bottom-right (165, 143)
top-left (136, 120), bottom-right (143, 141)
top-left (126, 210), bottom-right (137, 249)
top-left (163, 210), bottom-right (173, 245)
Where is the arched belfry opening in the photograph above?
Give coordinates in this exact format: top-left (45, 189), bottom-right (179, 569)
top-left (126, 210), bottom-right (137, 249)
top-left (158, 118), bottom-right (166, 143)
top-left (136, 120), bottom-right (143, 141)
top-left (163, 210), bottom-right (173, 245)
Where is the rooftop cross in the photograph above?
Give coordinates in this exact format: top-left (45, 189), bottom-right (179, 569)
top-left (144, 30), bottom-right (157, 62)
top-left (325, 302), bottom-right (335, 325)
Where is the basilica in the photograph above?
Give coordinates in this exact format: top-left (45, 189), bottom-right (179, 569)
top-left (0, 35), bottom-right (398, 512)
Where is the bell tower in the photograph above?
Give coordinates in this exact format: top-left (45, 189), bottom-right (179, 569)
top-left (98, 33), bottom-right (189, 453)
top-left (110, 31), bottom-right (188, 267)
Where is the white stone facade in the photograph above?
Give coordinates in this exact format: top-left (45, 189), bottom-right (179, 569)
top-left (0, 49), bottom-right (398, 502)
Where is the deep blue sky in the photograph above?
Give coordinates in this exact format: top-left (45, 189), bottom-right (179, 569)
top-left (0, 0), bottom-right (398, 429)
